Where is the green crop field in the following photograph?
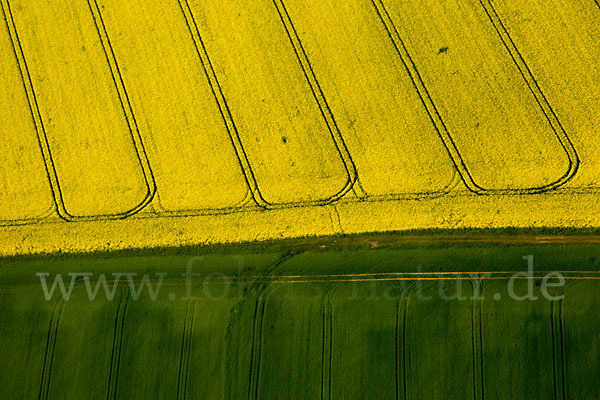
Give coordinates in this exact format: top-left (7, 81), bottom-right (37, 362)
top-left (1, 236), bottom-right (599, 399)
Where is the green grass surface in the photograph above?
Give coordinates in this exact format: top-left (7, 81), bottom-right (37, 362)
top-left (1, 240), bottom-right (599, 399)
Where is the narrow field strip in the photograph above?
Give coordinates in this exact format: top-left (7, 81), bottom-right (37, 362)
top-left (177, 0), bottom-right (263, 211)
top-left (490, 0), bottom-right (600, 191)
top-left (96, 0), bottom-right (250, 214)
top-left (375, 0), bottom-right (575, 193)
top-left (0, 10), bottom-right (54, 224)
top-left (271, 0), bottom-right (358, 204)
top-left (478, 0), bottom-right (579, 189)
top-left (282, 0), bottom-right (456, 199)
top-left (3, 0), bottom-right (154, 219)
top-left (86, 0), bottom-right (156, 217)
top-left (183, 0), bottom-right (355, 206)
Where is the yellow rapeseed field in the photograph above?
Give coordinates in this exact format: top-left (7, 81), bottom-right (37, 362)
top-left (0, 0), bottom-right (598, 255)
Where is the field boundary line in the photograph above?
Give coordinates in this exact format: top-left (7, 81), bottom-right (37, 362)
top-left (4, 273), bottom-right (600, 293)
top-left (162, 270), bottom-right (600, 280)
top-left (370, 0), bottom-right (579, 195)
top-left (38, 299), bottom-right (64, 400)
top-left (156, 275), bottom-right (600, 287)
top-left (61, 270), bottom-right (600, 287)
top-left (262, 276), bottom-right (600, 285)
top-left (106, 286), bottom-right (129, 400)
